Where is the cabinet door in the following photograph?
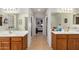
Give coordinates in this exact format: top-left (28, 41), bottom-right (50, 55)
top-left (1, 38), bottom-right (10, 50)
top-left (68, 39), bottom-right (79, 50)
top-left (11, 37), bottom-right (22, 50)
top-left (11, 42), bottom-right (22, 50)
top-left (75, 39), bottom-right (79, 50)
top-left (68, 39), bottom-right (75, 50)
top-left (23, 36), bottom-right (27, 49)
top-left (56, 39), bottom-right (67, 50)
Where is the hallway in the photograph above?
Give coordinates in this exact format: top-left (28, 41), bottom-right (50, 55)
top-left (28, 33), bottom-right (52, 50)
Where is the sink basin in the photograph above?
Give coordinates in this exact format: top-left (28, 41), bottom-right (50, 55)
top-left (0, 31), bottom-right (28, 35)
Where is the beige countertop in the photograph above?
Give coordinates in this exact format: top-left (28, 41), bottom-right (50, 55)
top-left (52, 31), bottom-right (79, 34)
top-left (0, 31), bottom-right (28, 37)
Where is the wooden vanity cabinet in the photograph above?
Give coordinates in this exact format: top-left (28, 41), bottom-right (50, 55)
top-left (0, 37), bottom-right (10, 50)
top-left (0, 35), bottom-right (27, 50)
top-left (52, 33), bottom-right (79, 50)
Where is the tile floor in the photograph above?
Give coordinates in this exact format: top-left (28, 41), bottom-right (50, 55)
top-left (28, 33), bottom-right (52, 50)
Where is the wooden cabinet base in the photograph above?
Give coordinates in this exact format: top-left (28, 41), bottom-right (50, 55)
top-left (0, 35), bottom-right (27, 50)
top-left (52, 33), bottom-right (79, 50)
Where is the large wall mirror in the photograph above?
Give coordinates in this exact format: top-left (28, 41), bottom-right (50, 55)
top-left (73, 14), bottom-right (79, 24)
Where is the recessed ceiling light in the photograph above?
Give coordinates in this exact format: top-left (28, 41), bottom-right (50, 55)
top-left (37, 9), bottom-right (41, 11)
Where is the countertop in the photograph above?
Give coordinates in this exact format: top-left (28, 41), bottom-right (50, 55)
top-left (0, 31), bottom-right (28, 37)
top-left (52, 31), bottom-right (79, 34)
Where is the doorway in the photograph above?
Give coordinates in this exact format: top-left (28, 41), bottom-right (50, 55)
top-left (28, 8), bottom-right (51, 50)
top-left (36, 18), bottom-right (43, 34)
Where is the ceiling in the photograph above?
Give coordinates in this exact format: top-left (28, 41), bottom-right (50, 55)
top-left (31, 8), bottom-right (47, 14)
top-left (31, 8), bottom-right (47, 18)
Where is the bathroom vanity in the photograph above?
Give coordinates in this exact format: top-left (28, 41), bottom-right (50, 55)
top-left (52, 31), bottom-right (79, 50)
top-left (0, 31), bottom-right (28, 50)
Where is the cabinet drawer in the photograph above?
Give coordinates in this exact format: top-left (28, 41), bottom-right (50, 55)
top-left (56, 34), bottom-right (67, 39)
top-left (11, 42), bottom-right (22, 50)
top-left (68, 35), bottom-right (79, 39)
top-left (11, 37), bottom-right (22, 42)
top-left (0, 37), bottom-right (10, 41)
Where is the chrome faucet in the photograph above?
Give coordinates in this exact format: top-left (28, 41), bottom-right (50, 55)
top-left (67, 26), bottom-right (70, 32)
top-left (8, 26), bottom-right (14, 33)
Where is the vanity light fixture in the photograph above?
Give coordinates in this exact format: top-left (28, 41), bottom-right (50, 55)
top-left (2, 8), bottom-right (19, 13)
top-left (57, 8), bottom-right (73, 13)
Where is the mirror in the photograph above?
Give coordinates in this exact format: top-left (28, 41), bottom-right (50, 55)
top-left (73, 14), bottom-right (79, 24)
top-left (0, 17), bottom-right (2, 26)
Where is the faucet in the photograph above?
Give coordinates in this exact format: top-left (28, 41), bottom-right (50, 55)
top-left (67, 26), bottom-right (70, 32)
top-left (8, 26), bottom-right (14, 33)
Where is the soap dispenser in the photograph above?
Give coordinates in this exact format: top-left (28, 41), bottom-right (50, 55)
top-left (57, 24), bottom-right (62, 31)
